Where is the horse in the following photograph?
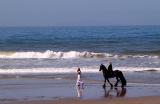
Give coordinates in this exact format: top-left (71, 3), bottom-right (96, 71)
top-left (99, 64), bottom-right (127, 88)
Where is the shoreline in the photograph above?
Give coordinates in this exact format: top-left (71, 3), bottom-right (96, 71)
top-left (0, 74), bottom-right (160, 100)
top-left (4, 96), bottom-right (160, 104)
top-left (0, 73), bottom-right (160, 103)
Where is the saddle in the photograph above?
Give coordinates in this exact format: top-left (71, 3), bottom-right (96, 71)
top-left (108, 71), bottom-right (115, 78)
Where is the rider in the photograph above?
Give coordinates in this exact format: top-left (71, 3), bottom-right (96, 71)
top-left (108, 62), bottom-right (114, 76)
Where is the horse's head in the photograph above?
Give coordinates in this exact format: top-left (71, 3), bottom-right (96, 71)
top-left (99, 64), bottom-right (104, 71)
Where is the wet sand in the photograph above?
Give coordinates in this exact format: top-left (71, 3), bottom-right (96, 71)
top-left (0, 74), bottom-right (160, 104)
top-left (3, 96), bottom-right (160, 104)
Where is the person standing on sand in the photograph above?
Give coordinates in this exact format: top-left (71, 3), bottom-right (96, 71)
top-left (76, 68), bottom-right (84, 87)
top-left (76, 67), bottom-right (84, 98)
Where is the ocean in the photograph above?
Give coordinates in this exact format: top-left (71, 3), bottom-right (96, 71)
top-left (0, 26), bottom-right (160, 100)
top-left (0, 26), bottom-right (160, 74)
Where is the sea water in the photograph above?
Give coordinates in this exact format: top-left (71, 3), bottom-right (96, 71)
top-left (0, 26), bottom-right (160, 83)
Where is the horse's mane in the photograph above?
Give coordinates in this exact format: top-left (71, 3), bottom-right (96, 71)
top-left (101, 64), bottom-right (108, 71)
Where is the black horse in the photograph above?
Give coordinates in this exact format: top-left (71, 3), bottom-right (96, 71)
top-left (99, 64), bottom-right (127, 88)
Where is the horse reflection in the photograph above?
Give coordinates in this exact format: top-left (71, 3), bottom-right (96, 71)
top-left (103, 87), bottom-right (127, 98)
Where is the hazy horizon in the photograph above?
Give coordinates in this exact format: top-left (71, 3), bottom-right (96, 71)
top-left (0, 0), bottom-right (160, 26)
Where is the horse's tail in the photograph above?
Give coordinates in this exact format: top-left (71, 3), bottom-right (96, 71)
top-left (118, 71), bottom-right (127, 87)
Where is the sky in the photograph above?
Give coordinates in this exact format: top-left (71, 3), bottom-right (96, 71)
top-left (0, 0), bottom-right (160, 26)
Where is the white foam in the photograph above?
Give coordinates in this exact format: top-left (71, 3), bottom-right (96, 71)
top-left (0, 67), bottom-right (99, 74)
top-left (0, 50), bottom-right (112, 59)
top-left (0, 67), bottom-right (160, 75)
top-left (0, 50), bottom-right (159, 59)
top-left (115, 67), bottom-right (160, 72)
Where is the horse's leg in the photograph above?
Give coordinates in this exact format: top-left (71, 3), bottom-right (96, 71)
top-left (103, 78), bottom-right (106, 88)
top-left (114, 76), bottom-right (119, 87)
top-left (106, 78), bottom-right (113, 88)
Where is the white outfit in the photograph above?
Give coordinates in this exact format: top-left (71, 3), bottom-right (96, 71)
top-left (76, 74), bottom-right (81, 86)
top-left (76, 74), bottom-right (84, 87)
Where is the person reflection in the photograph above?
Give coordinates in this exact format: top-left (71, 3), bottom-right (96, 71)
top-left (103, 87), bottom-right (126, 98)
top-left (76, 85), bottom-right (84, 98)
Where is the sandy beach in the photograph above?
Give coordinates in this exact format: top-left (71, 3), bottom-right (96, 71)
top-left (3, 96), bottom-right (160, 104)
top-left (0, 73), bottom-right (160, 104)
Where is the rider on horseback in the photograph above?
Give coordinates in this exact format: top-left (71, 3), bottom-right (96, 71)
top-left (108, 62), bottom-right (114, 77)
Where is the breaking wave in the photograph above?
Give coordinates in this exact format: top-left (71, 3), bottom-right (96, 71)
top-left (0, 50), bottom-right (159, 59)
top-left (0, 67), bottom-right (160, 75)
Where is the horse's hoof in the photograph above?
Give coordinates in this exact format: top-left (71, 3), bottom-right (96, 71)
top-left (110, 84), bottom-right (113, 88)
top-left (121, 85), bottom-right (125, 88)
top-left (103, 84), bottom-right (106, 88)
top-left (114, 84), bottom-right (118, 87)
